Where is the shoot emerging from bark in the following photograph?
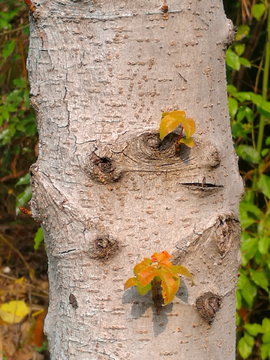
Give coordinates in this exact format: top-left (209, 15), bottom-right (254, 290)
top-left (124, 250), bottom-right (194, 306)
top-left (159, 110), bottom-right (196, 150)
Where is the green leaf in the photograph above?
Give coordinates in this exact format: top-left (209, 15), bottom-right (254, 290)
top-left (13, 78), bottom-right (26, 88)
top-left (257, 175), bottom-right (270, 198)
top-left (21, 25), bottom-right (29, 36)
top-left (237, 106), bottom-right (254, 122)
top-left (240, 237), bottom-right (257, 261)
top-left (241, 278), bottom-right (257, 307)
top-left (262, 148), bottom-right (269, 157)
top-left (16, 186), bottom-right (32, 216)
top-left (236, 145), bottom-right (261, 164)
top-left (258, 106), bottom-right (270, 120)
top-left (234, 43), bottom-right (245, 56)
top-left (240, 201), bottom-right (264, 219)
top-left (254, 249), bottom-right (262, 265)
top-left (266, 136), bottom-right (270, 146)
top-left (261, 100), bottom-right (270, 113)
top-left (262, 332), bottom-right (270, 344)
top-left (239, 201), bottom-right (263, 230)
top-left (236, 290), bottom-right (242, 310)
top-left (258, 237), bottom-right (269, 255)
top-left (244, 332), bottom-right (254, 347)
top-left (252, 3), bottom-right (266, 21)
top-left (226, 48), bottom-right (240, 70)
top-left (239, 57), bottom-right (251, 68)
top-left (137, 282), bottom-right (151, 296)
top-left (34, 228), bottom-right (44, 251)
top-left (2, 110), bottom-right (9, 121)
top-left (234, 92), bottom-right (253, 102)
top-left (238, 337), bottom-right (253, 359)
top-left (244, 323), bottom-right (264, 336)
top-left (262, 318), bottom-right (270, 333)
top-left (232, 123), bottom-right (244, 138)
top-left (26, 123), bottom-right (37, 136)
top-left (235, 25), bottom-right (250, 41)
top-left (261, 342), bottom-right (270, 360)
top-left (1, 8), bottom-right (19, 21)
top-left (227, 85), bottom-right (237, 95)
top-left (3, 40), bottom-right (15, 59)
top-left (239, 215), bottom-right (256, 230)
top-left (16, 122), bottom-right (26, 132)
top-left (237, 269), bottom-right (248, 289)
top-left (267, 256), bottom-right (270, 270)
top-left (250, 269), bottom-right (268, 292)
top-left (0, 18), bottom-right (9, 30)
top-left (228, 97), bottom-right (238, 118)
top-left (236, 311), bottom-right (241, 326)
top-left (13, 145), bottom-right (20, 154)
top-left (250, 93), bottom-right (263, 106)
top-left (15, 173), bottom-right (31, 187)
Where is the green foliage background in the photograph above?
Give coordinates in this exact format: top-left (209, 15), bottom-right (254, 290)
top-left (0, 0), bottom-right (269, 358)
top-left (224, 1), bottom-right (270, 358)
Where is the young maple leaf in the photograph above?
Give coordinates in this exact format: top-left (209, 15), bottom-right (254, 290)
top-left (124, 251), bottom-right (194, 306)
top-left (159, 110), bottom-right (196, 148)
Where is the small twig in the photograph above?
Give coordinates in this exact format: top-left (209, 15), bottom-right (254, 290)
top-left (0, 273), bottom-right (49, 296)
top-left (0, 234), bottom-right (35, 281)
top-left (0, 25), bottom-right (29, 37)
top-left (0, 170), bottom-right (26, 182)
top-left (18, 37), bottom-right (28, 89)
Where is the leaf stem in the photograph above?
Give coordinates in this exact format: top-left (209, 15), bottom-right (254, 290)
top-left (256, 4), bottom-right (270, 155)
top-left (175, 127), bottom-right (183, 151)
top-left (151, 277), bottom-right (158, 301)
top-left (177, 126), bottom-right (183, 144)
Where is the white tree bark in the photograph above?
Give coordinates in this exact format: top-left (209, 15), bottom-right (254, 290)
top-left (27, 0), bottom-right (244, 359)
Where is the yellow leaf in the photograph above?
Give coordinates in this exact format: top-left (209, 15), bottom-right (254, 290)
top-left (159, 111), bottom-right (196, 142)
top-left (32, 309), bottom-right (45, 317)
top-left (0, 300), bottom-right (29, 324)
top-left (124, 277), bottom-right (138, 290)
top-left (158, 266), bottom-right (179, 305)
top-left (133, 258), bottom-right (151, 275)
top-left (186, 118), bottom-right (196, 137)
top-left (179, 137), bottom-right (194, 148)
top-left (15, 277), bottom-right (25, 284)
top-left (171, 265), bottom-right (194, 285)
top-left (159, 110), bottom-right (186, 140)
top-left (29, 268), bottom-right (36, 281)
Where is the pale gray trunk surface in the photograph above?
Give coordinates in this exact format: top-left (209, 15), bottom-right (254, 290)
top-left (27, 0), bottom-right (244, 359)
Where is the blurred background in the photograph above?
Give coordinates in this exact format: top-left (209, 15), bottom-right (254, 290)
top-left (0, 0), bottom-right (269, 359)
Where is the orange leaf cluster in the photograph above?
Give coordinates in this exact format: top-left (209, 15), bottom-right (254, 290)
top-left (124, 251), bottom-right (194, 306)
top-left (159, 110), bottom-right (196, 148)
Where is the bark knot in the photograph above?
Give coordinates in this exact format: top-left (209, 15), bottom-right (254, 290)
top-left (86, 152), bottom-right (122, 184)
top-left (216, 213), bottom-right (241, 256)
top-left (89, 236), bottom-right (119, 260)
top-left (195, 292), bottom-right (222, 322)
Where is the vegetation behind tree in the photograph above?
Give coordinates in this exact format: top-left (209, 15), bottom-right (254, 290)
top-left (0, 0), bottom-right (269, 359)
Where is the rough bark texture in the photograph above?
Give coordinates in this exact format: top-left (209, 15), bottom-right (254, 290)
top-left (27, 0), bottom-right (244, 359)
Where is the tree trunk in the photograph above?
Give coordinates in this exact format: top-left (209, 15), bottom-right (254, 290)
top-left (27, 0), bottom-right (243, 359)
